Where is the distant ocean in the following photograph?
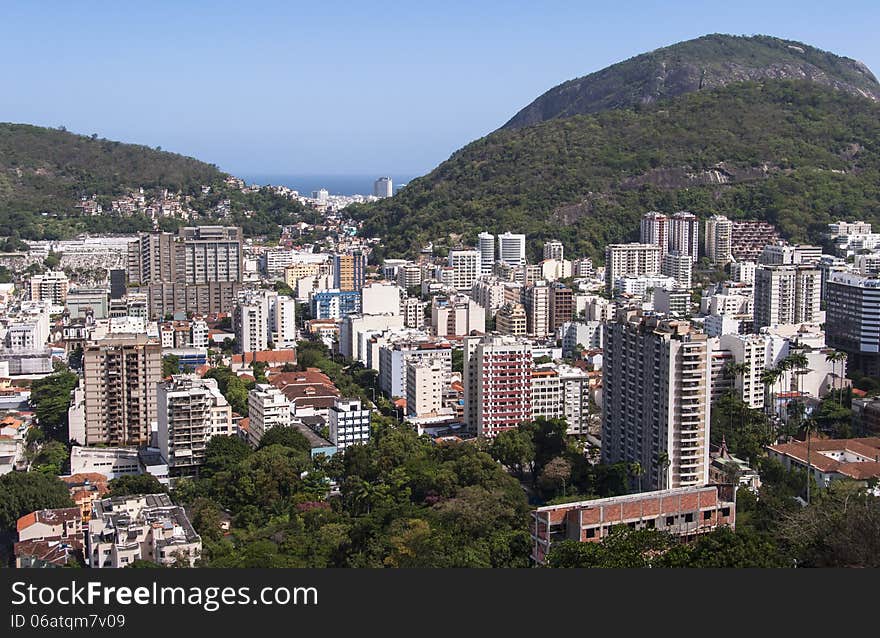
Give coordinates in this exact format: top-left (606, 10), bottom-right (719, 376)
top-left (239, 174), bottom-right (420, 197)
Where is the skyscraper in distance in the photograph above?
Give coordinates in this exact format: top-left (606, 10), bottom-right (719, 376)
top-left (374, 177), bottom-right (393, 198)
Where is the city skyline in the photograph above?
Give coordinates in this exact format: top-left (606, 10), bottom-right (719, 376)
top-left (2, 2), bottom-right (879, 175)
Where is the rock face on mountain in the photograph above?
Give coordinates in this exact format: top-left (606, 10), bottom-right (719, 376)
top-left (502, 34), bottom-right (880, 129)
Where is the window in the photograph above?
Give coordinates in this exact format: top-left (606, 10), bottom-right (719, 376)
top-left (721, 507), bottom-right (731, 517)
top-left (684, 513), bottom-right (694, 523)
top-left (645, 519), bottom-right (655, 529)
top-left (703, 511), bottom-right (712, 520)
top-left (585, 528), bottom-right (596, 539)
top-left (665, 516), bottom-right (675, 526)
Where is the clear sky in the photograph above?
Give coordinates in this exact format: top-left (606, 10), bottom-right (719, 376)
top-left (2, 1), bottom-right (878, 177)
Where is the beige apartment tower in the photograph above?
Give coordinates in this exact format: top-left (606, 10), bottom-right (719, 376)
top-left (601, 312), bottom-right (711, 490)
top-left (82, 334), bottom-right (162, 446)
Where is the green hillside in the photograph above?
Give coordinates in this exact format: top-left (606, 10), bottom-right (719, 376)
top-left (351, 81), bottom-right (880, 263)
top-left (0, 124), bottom-right (308, 240)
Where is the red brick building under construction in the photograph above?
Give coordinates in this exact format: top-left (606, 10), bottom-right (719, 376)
top-left (530, 485), bottom-right (736, 564)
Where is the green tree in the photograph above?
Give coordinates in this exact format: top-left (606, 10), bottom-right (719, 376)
top-left (162, 354), bottom-right (180, 378)
top-left (30, 369), bottom-right (79, 440)
top-left (257, 426), bottom-right (311, 453)
top-left (488, 428), bottom-right (535, 478)
top-left (108, 473), bottom-right (168, 497)
top-left (0, 472), bottom-right (73, 531)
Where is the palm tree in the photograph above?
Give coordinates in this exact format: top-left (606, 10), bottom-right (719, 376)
top-left (657, 452), bottom-right (671, 491)
top-left (788, 351), bottom-right (809, 431)
top-left (804, 417), bottom-right (816, 505)
top-left (825, 350), bottom-right (848, 406)
top-left (628, 461), bottom-right (643, 493)
top-left (760, 367), bottom-right (781, 419)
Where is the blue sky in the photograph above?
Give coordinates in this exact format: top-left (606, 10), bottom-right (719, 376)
top-left (1, 1), bottom-right (877, 176)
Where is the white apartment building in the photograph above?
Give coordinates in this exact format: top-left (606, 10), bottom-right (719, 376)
top-left (531, 362), bottom-right (593, 435)
top-left (361, 282), bottom-right (402, 316)
top-left (498, 232), bottom-right (526, 267)
top-left (719, 333), bottom-right (767, 409)
top-left (604, 243), bottom-right (662, 293)
top-left (753, 265), bottom-right (821, 329)
top-left (431, 294), bottom-right (485, 337)
top-left (247, 383), bottom-right (291, 444)
top-left (269, 294), bottom-right (297, 349)
top-left (378, 340), bottom-right (452, 399)
top-left (470, 278), bottom-right (507, 317)
top-left (328, 398), bottom-right (371, 450)
top-left (557, 321), bottom-right (603, 356)
top-left (234, 293), bottom-right (268, 353)
top-left (447, 249), bottom-right (481, 291)
top-left (731, 261), bottom-right (757, 284)
top-left (640, 212), bottom-right (669, 256)
top-left (661, 251), bottom-right (693, 289)
top-left (400, 296), bottom-right (424, 329)
top-left (543, 240), bottom-right (564, 262)
top-left (88, 494), bottom-right (201, 568)
top-left (524, 281), bottom-right (550, 336)
top-left (759, 243), bottom-right (822, 266)
top-left (704, 215), bottom-right (733, 264)
top-left (406, 359), bottom-right (444, 417)
top-left (478, 232), bottom-right (496, 275)
top-left (157, 376), bottom-right (232, 477)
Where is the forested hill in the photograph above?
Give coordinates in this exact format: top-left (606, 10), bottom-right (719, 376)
top-left (0, 123), bottom-right (225, 213)
top-left (502, 34), bottom-right (880, 130)
top-left (350, 81), bottom-right (880, 263)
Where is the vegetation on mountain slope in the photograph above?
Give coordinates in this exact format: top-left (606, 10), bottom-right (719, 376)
top-left (351, 81), bottom-right (880, 263)
top-left (0, 123), bottom-right (310, 240)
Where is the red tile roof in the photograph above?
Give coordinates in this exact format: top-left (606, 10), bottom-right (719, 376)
top-left (231, 350), bottom-right (297, 364)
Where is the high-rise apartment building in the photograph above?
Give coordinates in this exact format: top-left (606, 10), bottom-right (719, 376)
top-left (548, 284), bottom-right (574, 332)
top-left (661, 251), bottom-right (693, 290)
top-left (127, 226), bottom-right (242, 318)
top-left (718, 334), bottom-right (767, 410)
top-left (753, 265), bottom-right (821, 329)
top-left (543, 240), bottom-right (564, 262)
top-left (373, 177), bottom-right (393, 198)
top-left (704, 215), bottom-right (733, 264)
top-left (234, 293), bottom-right (269, 354)
top-left (406, 359), bottom-right (444, 417)
top-left (247, 383), bottom-right (291, 444)
top-left (602, 313), bottom-right (711, 490)
top-left (109, 269), bottom-right (127, 300)
top-left (269, 294), bottom-right (297, 349)
top-left (29, 271), bottom-right (69, 305)
top-left (157, 376), bottom-right (233, 476)
top-left (826, 273), bottom-right (880, 375)
top-left (333, 251), bottom-right (367, 292)
top-left (640, 212), bottom-right (669, 256)
top-left (498, 232), bottom-right (526, 267)
top-left (328, 398), bottom-right (371, 450)
top-left (524, 281), bottom-right (550, 337)
top-left (478, 232), bottom-right (496, 275)
top-left (669, 211), bottom-right (700, 262)
top-left (495, 302), bottom-right (527, 335)
top-left (604, 243), bottom-right (662, 293)
top-left (82, 334), bottom-right (162, 446)
top-left (463, 335), bottom-right (533, 437)
top-left (447, 249), bottom-right (481, 291)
